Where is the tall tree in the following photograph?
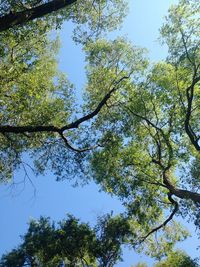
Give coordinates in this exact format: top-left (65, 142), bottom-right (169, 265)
top-left (154, 250), bottom-right (199, 267)
top-left (82, 0), bottom-right (200, 257)
top-left (0, 214), bottom-right (132, 267)
top-left (133, 250), bottom-right (199, 267)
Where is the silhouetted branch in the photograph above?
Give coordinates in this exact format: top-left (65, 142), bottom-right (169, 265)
top-left (0, 0), bottom-right (76, 32)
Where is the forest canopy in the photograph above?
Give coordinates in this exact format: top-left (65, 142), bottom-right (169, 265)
top-left (1, 216), bottom-right (199, 266)
top-left (0, 0), bottom-right (200, 264)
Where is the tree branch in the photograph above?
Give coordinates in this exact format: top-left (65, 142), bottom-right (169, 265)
top-left (184, 75), bottom-right (200, 151)
top-left (0, 0), bottom-right (76, 32)
top-left (163, 169), bottom-right (200, 203)
top-left (0, 76), bottom-right (129, 136)
top-left (138, 193), bottom-right (178, 243)
top-left (124, 105), bottom-right (174, 168)
top-left (59, 132), bottom-right (99, 152)
top-left (61, 75), bottom-right (130, 131)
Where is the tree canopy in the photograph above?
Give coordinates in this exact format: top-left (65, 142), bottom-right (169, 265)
top-left (0, 0), bottom-right (127, 42)
top-left (133, 250), bottom-right (199, 267)
top-left (154, 250), bottom-right (199, 267)
top-left (0, 0), bottom-right (128, 181)
top-left (0, 0), bottom-right (200, 263)
top-left (0, 215), bottom-right (132, 267)
top-left (1, 216), bottom-right (199, 267)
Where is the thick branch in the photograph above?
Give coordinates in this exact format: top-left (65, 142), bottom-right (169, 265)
top-left (0, 125), bottom-right (60, 134)
top-left (0, 76), bottom-right (129, 135)
top-left (163, 170), bottom-right (200, 203)
top-left (168, 186), bottom-right (200, 204)
top-left (0, 0), bottom-right (76, 32)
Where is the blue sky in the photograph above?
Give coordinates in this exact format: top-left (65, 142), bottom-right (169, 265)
top-left (0, 1), bottom-right (199, 266)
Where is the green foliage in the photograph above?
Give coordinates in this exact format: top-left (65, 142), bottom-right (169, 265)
top-left (0, 25), bottom-right (74, 181)
top-left (0, 0), bottom-right (200, 261)
top-left (154, 250), bottom-right (199, 267)
top-left (0, 0), bottom-right (128, 182)
top-left (85, 0), bottom-right (200, 257)
top-left (160, 0), bottom-right (200, 66)
top-left (0, 0), bottom-right (128, 43)
top-left (0, 214), bottom-right (132, 267)
top-left (133, 250), bottom-right (199, 267)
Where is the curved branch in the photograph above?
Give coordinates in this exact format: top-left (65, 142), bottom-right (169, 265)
top-left (139, 193), bottom-right (178, 243)
top-left (61, 75), bottom-right (130, 131)
top-left (59, 132), bottom-right (99, 152)
top-left (0, 76), bottom-right (129, 135)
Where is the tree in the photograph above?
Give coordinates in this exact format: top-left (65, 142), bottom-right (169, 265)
top-left (85, 0), bottom-right (200, 257)
top-left (0, 214), bottom-right (132, 267)
top-left (0, 19), bottom-right (74, 182)
top-left (0, 0), bottom-right (127, 181)
top-left (154, 250), bottom-right (199, 267)
top-left (0, 0), bottom-right (200, 260)
top-left (133, 250), bottom-right (199, 267)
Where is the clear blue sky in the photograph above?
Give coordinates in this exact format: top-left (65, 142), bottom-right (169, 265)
top-left (0, 1), bottom-right (199, 266)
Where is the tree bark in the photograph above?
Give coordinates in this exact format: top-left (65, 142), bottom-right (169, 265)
top-left (0, 0), bottom-right (76, 32)
top-left (163, 170), bottom-right (200, 204)
top-left (170, 187), bottom-right (200, 203)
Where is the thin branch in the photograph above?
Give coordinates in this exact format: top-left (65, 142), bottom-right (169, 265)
top-left (62, 75), bottom-right (130, 131)
top-left (124, 105), bottom-right (174, 168)
top-left (59, 132), bottom-right (99, 152)
top-left (184, 75), bottom-right (200, 151)
top-left (138, 193), bottom-right (178, 243)
top-left (139, 178), bottom-right (167, 189)
top-left (175, 69), bottom-right (186, 112)
top-left (180, 29), bottom-right (196, 68)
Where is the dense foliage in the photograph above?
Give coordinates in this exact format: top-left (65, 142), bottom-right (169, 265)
top-left (0, 0), bottom-right (127, 42)
top-left (154, 250), bottom-right (199, 267)
top-left (0, 215), bottom-right (132, 267)
top-left (83, 0), bottom-right (200, 257)
top-left (133, 250), bottom-right (199, 267)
